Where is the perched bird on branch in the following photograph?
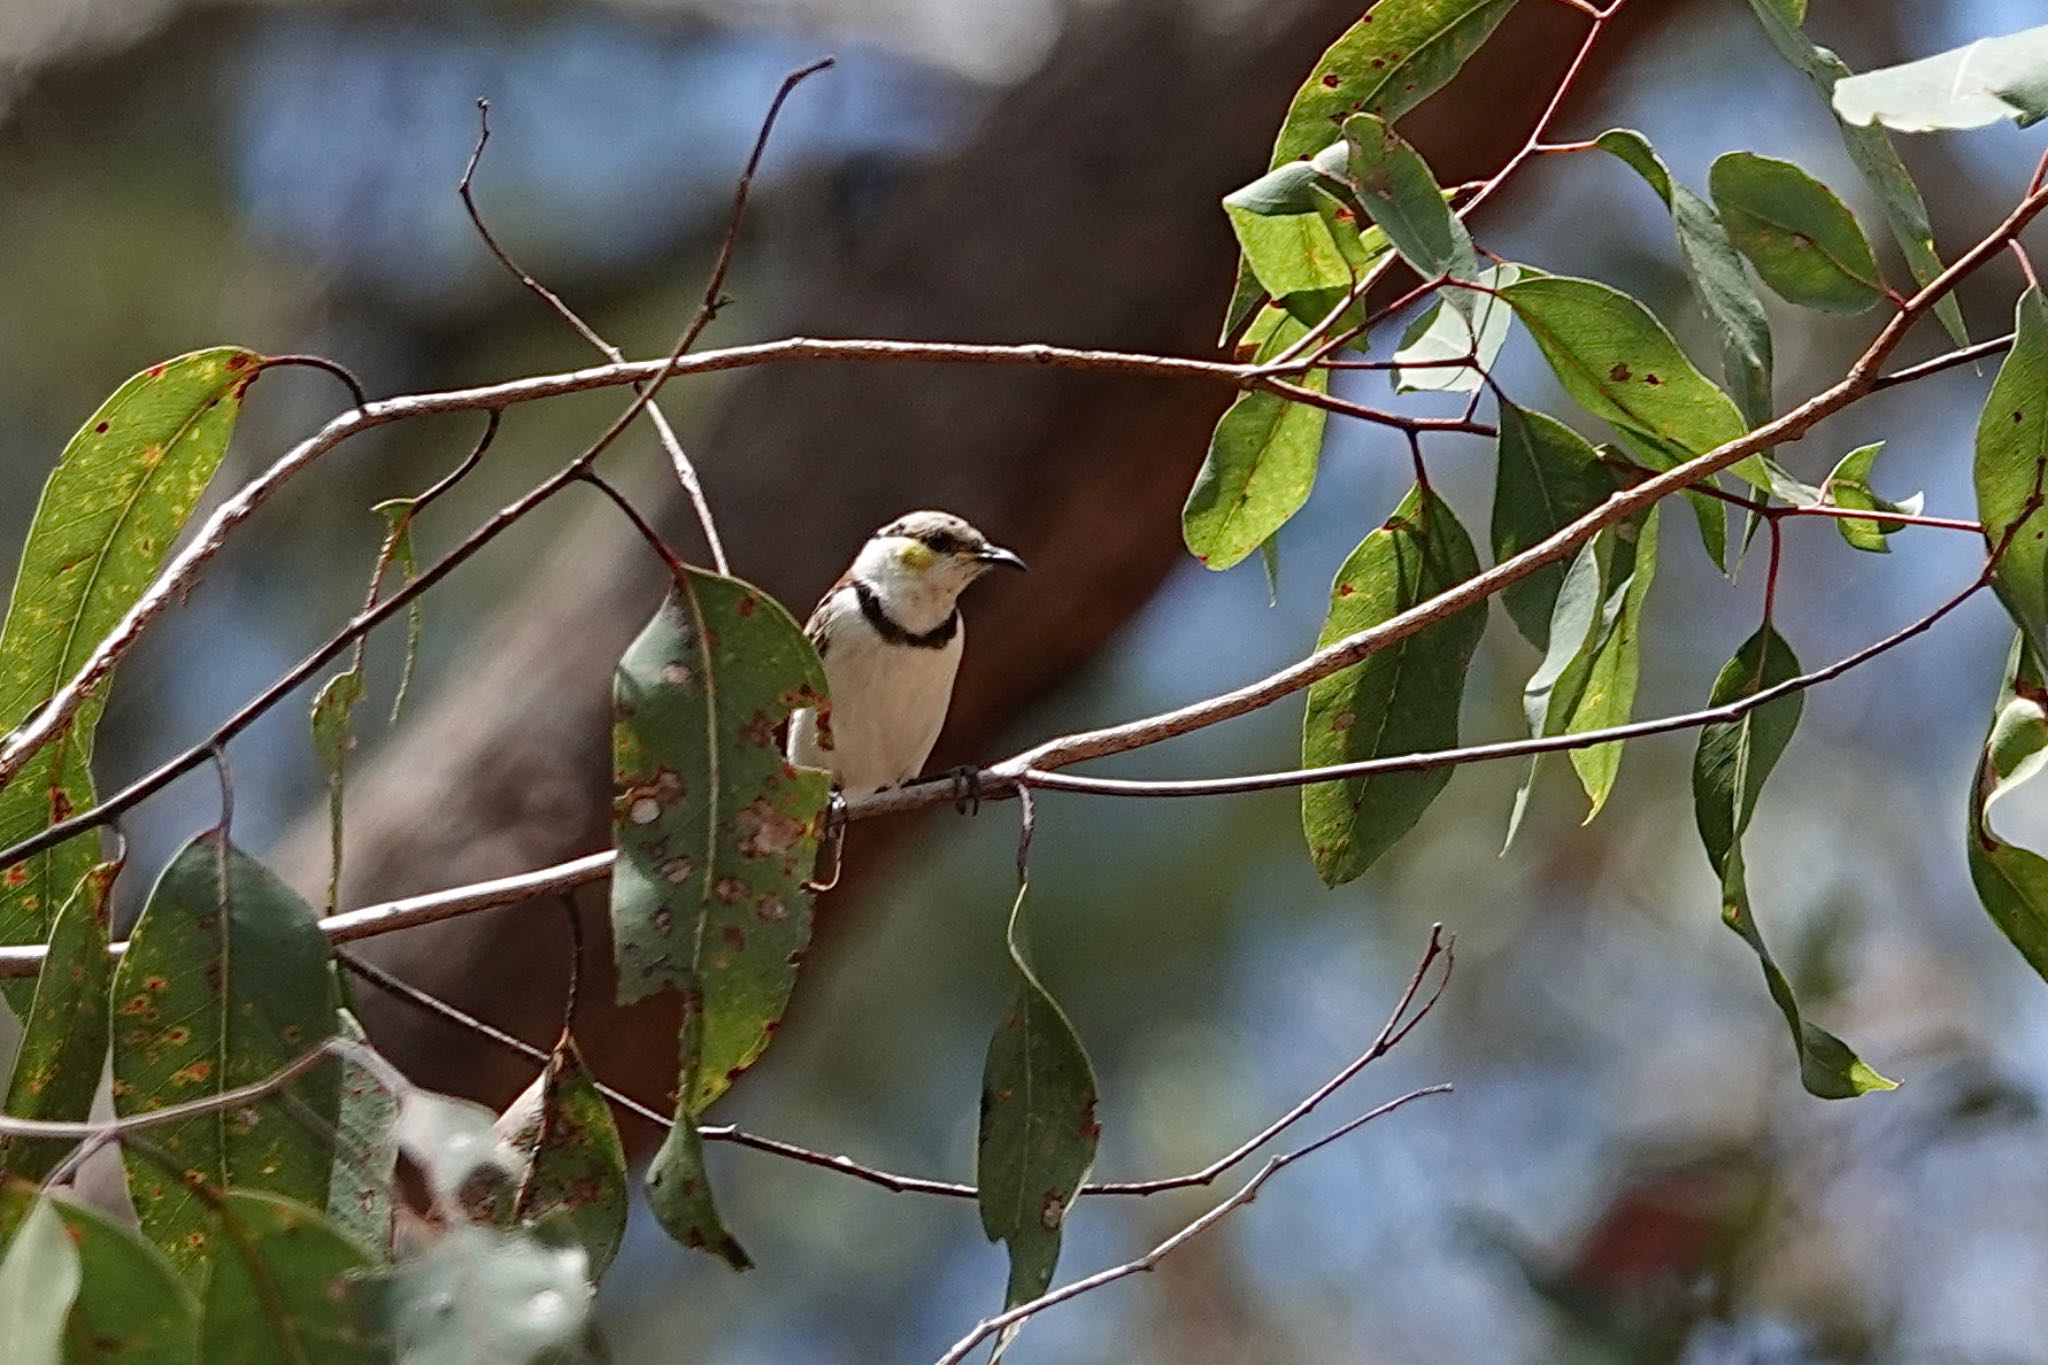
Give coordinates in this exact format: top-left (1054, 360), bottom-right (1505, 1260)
top-left (788, 511), bottom-right (1026, 811)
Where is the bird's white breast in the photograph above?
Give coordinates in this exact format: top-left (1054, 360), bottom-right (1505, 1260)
top-left (787, 587), bottom-right (963, 798)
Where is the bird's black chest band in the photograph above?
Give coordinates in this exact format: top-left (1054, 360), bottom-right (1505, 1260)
top-left (853, 581), bottom-right (959, 649)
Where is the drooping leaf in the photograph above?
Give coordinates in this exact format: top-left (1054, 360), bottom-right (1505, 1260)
top-left (310, 667), bottom-right (365, 916)
top-left (1694, 625), bottom-right (1893, 1098)
top-left (1394, 263), bottom-right (1522, 394)
top-left (493, 1036), bottom-right (629, 1279)
top-left (0, 348), bottom-right (263, 1011)
top-left (327, 1007), bottom-right (398, 1256)
top-left (610, 569), bottom-right (831, 1114)
top-left (0, 1181), bottom-right (198, 1365)
top-left (1341, 114), bottom-right (1477, 292)
top-left (0, 1194), bottom-right (79, 1365)
top-left (1743, 0), bottom-right (1968, 344)
top-left (644, 1098), bottom-right (749, 1271)
top-left (1709, 152), bottom-right (1885, 313)
top-left (1225, 0), bottom-right (1520, 337)
top-left (1185, 314), bottom-right (1331, 572)
top-left (371, 1225), bottom-right (590, 1365)
top-left (1303, 487), bottom-right (1487, 886)
top-left (201, 1193), bottom-right (379, 1365)
top-left (1260, 535), bottom-right (1283, 604)
top-left (111, 832), bottom-right (340, 1274)
top-left (0, 860), bottom-right (116, 1184)
top-left (1968, 634), bottom-right (2048, 981)
top-left (1977, 290), bottom-right (2048, 660)
top-left (1823, 442), bottom-right (1920, 553)
top-left (978, 884), bottom-right (1099, 1311)
top-left (1834, 24), bottom-right (2048, 132)
top-left (1490, 403), bottom-right (1625, 649)
top-left (1564, 507), bottom-right (1659, 819)
top-left (1596, 129), bottom-right (1774, 430)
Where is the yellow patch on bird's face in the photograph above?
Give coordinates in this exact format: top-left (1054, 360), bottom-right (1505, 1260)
top-left (898, 540), bottom-right (936, 571)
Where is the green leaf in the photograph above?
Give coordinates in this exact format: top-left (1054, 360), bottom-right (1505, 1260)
top-left (494, 1037), bottom-right (629, 1280)
top-left (0, 861), bottom-right (116, 1183)
top-left (0, 1182), bottom-right (198, 1365)
top-left (310, 667), bottom-right (365, 916)
top-left (0, 348), bottom-right (263, 1011)
top-left (1223, 153), bottom-right (1378, 332)
top-left (1184, 320), bottom-right (1330, 572)
top-left (1340, 114), bottom-right (1477, 288)
top-left (1978, 290), bottom-right (2048, 661)
top-left (1302, 487), bottom-right (1487, 885)
top-left (1834, 24), bottom-right (2048, 132)
top-left (327, 1007), bottom-right (397, 1256)
top-left (1968, 633), bottom-right (2048, 981)
top-left (610, 569), bottom-right (831, 1114)
top-left (1709, 153), bottom-right (1885, 313)
top-left (1489, 404), bottom-right (1625, 650)
top-left (0, 1194), bottom-right (80, 1365)
top-left (1823, 442), bottom-right (1919, 553)
top-left (1225, 0), bottom-right (1519, 337)
top-left (978, 884), bottom-right (1099, 1310)
top-left (1504, 534), bottom-right (1607, 850)
top-left (1597, 130), bottom-right (1773, 426)
top-left (1259, 535), bottom-right (1282, 604)
top-left (1743, 0), bottom-right (1968, 345)
top-left (372, 1225), bottom-right (590, 1365)
top-left (1394, 263), bottom-right (1522, 394)
top-left (1270, 0), bottom-right (1521, 168)
top-left (644, 1096), bottom-right (749, 1271)
top-left (1564, 508), bottom-right (1659, 819)
top-left (111, 833), bottom-right (340, 1275)
top-left (1694, 625), bottom-right (1893, 1098)
top-left (201, 1193), bottom-right (379, 1365)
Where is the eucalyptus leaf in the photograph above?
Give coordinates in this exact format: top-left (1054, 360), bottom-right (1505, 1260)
top-left (1743, 0), bottom-right (1968, 344)
top-left (1969, 634), bottom-right (2048, 981)
top-left (1979, 290), bottom-right (2048, 661)
top-left (1185, 310), bottom-right (1331, 573)
top-left (0, 348), bottom-right (263, 1011)
top-left (1341, 114), bottom-right (1477, 293)
top-left (0, 1195), bottom-right (79, 1365)
top-left (201, 1193), bottom-right (379, 1365)
top-left (1490, 403), bottom-right (1625, 650)
top-left (1596, 130), bottom-right (1773, 429)
top-left (0, 861), bottom-right (116, 1184)
top-left (1564, 508), bottom-right (1659, 820)
top-left (1694, 625), bottom-right (1894, 1098)
top-left (327, 1007), bottom-right (398, 1256)
top-left (1823, 442), bottom-right (1919, 553)
top-left (0, 1182), bottom-right (197, 1365)
top-left (1395, 263), bottom-right (1522, 394)
top-left (493, 1037), bottom-right (629, 1279)
top-left (1303, 487), bottom-right (1487, 886)
top-left (1834, 24), bottom-right (2048, 132)
top-left (111, 833), bottom-right (340, 1275)
top-left (611, 569), bottom-right (831, 1113)
top-left (1710, 152), bottom-right (1885, 313)
top-left (978, 884), bottom-right (1099, 1310)
top-left (310, 667), bottom-right (365, 915)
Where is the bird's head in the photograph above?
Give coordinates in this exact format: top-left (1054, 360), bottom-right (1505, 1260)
top-left (851, 510), bottom-right (1025, 626)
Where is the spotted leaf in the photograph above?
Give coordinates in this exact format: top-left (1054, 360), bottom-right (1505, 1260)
top-left (0, 860), bottom-right (118, 1183)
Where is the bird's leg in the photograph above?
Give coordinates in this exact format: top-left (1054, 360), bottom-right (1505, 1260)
top-left (805, 789), bottom-right (848, 893)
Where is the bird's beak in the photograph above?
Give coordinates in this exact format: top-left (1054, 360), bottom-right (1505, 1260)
top-left (974, 545), bottom-right (1028, 572)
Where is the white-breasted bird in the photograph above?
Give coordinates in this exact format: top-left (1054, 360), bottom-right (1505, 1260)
top-left (787, 511), bottom-right (1025, 802)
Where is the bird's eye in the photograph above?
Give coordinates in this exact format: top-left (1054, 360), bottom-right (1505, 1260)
top-left (921, 532), bottom-right (962, 555)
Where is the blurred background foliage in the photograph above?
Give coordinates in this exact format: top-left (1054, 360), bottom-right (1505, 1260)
top-left (8, 0), bottom-right (2048, 1360)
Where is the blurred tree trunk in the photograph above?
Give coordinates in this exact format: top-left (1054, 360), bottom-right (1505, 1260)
top-left (277, 0), bottom-right (1606, 1143)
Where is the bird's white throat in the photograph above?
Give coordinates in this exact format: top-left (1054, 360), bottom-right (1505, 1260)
top-left (850, 535), bottom-right (980, 635)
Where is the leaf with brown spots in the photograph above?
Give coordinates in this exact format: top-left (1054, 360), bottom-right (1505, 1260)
top-left (0, 1179), bottom-right (197, 1365)
top-left (1301, 486), bottom-right (1486, 886)
top-left (610, 568), bottom-right (830, 1115)
top-left (977, 885), bottom-right (1099, 1316)
top-left (645, 1003), bottom-right (750, 1269)
top-left (111, 833), bottom-right (339, 1277)
top-left (0, 348), bottom-right (263, 1016)
top-left (0, 860), bottom-right (117, 1183)
top-left (491, 1035), bottom-right (630, 1279)
top-left (201, 1192), bottom-right (380, 1365)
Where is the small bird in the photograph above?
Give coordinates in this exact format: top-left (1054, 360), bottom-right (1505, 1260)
top-left (788, 511), bottom-right (1025, 805)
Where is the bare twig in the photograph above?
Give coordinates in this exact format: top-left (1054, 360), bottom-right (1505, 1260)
top-left (459, 98), bottom-right (730, 573)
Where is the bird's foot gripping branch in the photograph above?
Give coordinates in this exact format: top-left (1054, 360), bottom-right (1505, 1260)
top-left (2, 2), bottom-right (2048, 1358)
